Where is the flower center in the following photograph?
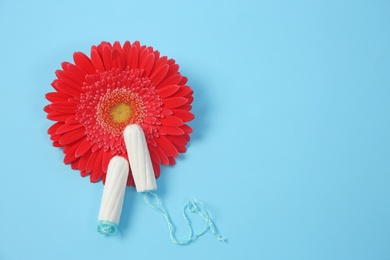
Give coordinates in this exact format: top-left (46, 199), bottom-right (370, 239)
top-left (111, 103), bottom-right (132, 123)
top-left (76, 68), bottom-right (162, 155)
top-left (96, 88), bottom-right (145, 136)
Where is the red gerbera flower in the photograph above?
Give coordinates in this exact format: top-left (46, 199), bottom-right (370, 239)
top-left (44, 41), bottom-right (194, 186)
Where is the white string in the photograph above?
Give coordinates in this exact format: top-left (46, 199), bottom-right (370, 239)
top-left (144, 191), bottom-right (226, 245)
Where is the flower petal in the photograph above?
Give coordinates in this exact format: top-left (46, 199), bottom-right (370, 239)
top-left (155, 146), bottom-right (169, 165)
top-left (90, 48), bottom-right (105, 72)
top-left (127, 44), bottom-right (139, 69)
top-left (50, 102), bottom-right (76, 114)
top-left (166, 135), bottom-right (189, 146)
top-left (171, 109), bottom-right (195, 122)
top-left (86, 150), bottom-right (100, 174)
top-left (140, 53), bottom-right (155, 76)
top-left (102, 150), bottom-right (112, 173)
top-left (175, 86), bottom-right (193, 97)
top-left (155, 136), bottom-right (178, 158)
top-left (159, 116), bottom-right (183, 126)
top-left (55, 70), bottom-right (82, 91)
top-left (63, 139), bottom-right (83, 164)
top-left (73, 52), bottom-right (96, 74)
top-left (157, 85), bottom-right (180, 99)
top-left (159, 126), bottom-right (185, 135)
top-left (56, 123), bottom-right (83, 135)
top-left (152, 162), bottom-right (161, 178)
top-left (48, 122), bottom-right (63, 134)
top-left (78, 150), bottom-right (91, 172)
top-left (158, 74), bottom-right (182, 88)
top-left (91, 150), bottom-right (104, 182)
top-left (150, 64), bottom-right (169, 86)
top-left (181, 124), bottom-right (193, 134)
top-left (75, 138), bottom-right (92, 157)
top-left (163, 97), bottom-right (188, 108)
top-left (54, 81), bottom-right (82, 97)
top-left (47, 111), bottom-right (73, 122)
top-left (64, 62), bottom-right (87, 84)
top-left (102, 44), bottom-right (112, 71)
top-left (58, 127), bottom-right (85, 145)
top-left (65, 115), bottom-right (79, 125)
top-left (112, 48), bottom-right (122, 69)
top-left (148, 146), bottom-right (161, 165)
top-left (45, 92), bottom-right (69, 102)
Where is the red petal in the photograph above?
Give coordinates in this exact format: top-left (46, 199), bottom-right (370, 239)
top-left (155, 135), bottom-right (178, 158)
top-left (152, 56), bottom-right (168, 72)
top-left (63, 139), bottom-right (83, 164)
top-left (139, 47), bottom-right (152, 65)
top-left (174, 86), bottom-right (193, 97)
top-left (176, 145), bottom-right (187, 153)
top-left (155, 146), bottom-right (169, 165)
top-left (168, 156), bottom-right (176, 165)
top-left (65, 63), bottom-right (86, 84)
top-left (47, 111), bottom-right (73, 122)
top-left (176, 104), bottom-right (192, 111)
top-left (166, 135), bottom-right (189, 146)
top-left (56, 123), bottom-right (83, 134)
top-left (102, 45), bottom-right (112, 71)
top-left (54, 81), bottom-right (81, 97)
top-left (78, 150), bottom-right (91, 171)
top-left (102, 151), bottom-right (112, 173)
top-left (178, 76), bottom-right (188, 85)
top-left (48, 122), bottom-right (62, 134)
top-left (163, 97), bottom-right (188, 108)
top-left (152, 162), bottom-right (161, 179)
top-left (90, 48), bottom-right (105, 72)
top-left (86, 150), bottom-right (100, 174)
top-left (186, 96), bottom-right (194, 104)
top-left (81, 170), bottom-right (89, 177)
top-left (161, 108), bottom-right (173, 116)
top-left (127, 44), bottom-right (139, 69)
top-left (159, 116), bottom-right (183, 126)
top-left (121, 41), bottom-right (130, 65)
top-left (158, 74), bottom-right (182, 88)
top-left (58, 127), bottom-right (85, 145)
top-left (75, 138), bottom-right (92, 157)
top-left (112, 48), bottom-right (122, 69)
top-left (159, 126), bottom-right (185, 135)
top-left (50, 102), bottom-right (76, 114)
top-left (44, 104), bottom-right (52, 113)
top-left (71, 159), bottom-right (80, 170)
top-left (140, 53), bottom-right (155, 76)
top-left (45, 92), bottom-right (69, 102)
top-left (126, 171), bottom-right (135, 187)
top-left (181, 124), bottom-right (193, 134)
top-left (65, 115), bottom-right (79, 124)
top-left (55, 70), bottom-right (83, 91)
top-left (171, 109), bottom-right (195, 122)
top-left (50, 133), bottom-right (61, 142)
top-left (157, 85), bottom-right (180, 99)
top-left (148, 146), bottom-right (161, 165)
top-left (53, 141), bottom-right (61, 147)
top-left (91, 143), bottom-right (99, 152)
top-left (91, 150), bottom-right (104, 182)
top-left (150, 64), bottom-right (169, 86)
top-left (73, 52), bottom-right (96, 74)
top-left (166, 63), bottom-right (179, 77)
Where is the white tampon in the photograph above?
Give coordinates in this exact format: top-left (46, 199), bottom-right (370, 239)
top-left (123, 124), bottom-right (157, 192)
top-left (97, 156), bottom-right (129, 235)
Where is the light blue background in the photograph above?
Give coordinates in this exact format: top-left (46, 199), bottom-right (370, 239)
top-left (0, 0), bottom-right (390, 259)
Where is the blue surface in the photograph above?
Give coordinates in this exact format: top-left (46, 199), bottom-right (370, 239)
top-left (0, 0), bottom-right (390, 259)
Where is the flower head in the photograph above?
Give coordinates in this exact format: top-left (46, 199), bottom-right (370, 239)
top-left (45, 41), bottom-right (194, 186)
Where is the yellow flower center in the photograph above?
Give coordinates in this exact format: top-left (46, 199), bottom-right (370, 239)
top-left (110, 103), bottom-right (132, 123)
